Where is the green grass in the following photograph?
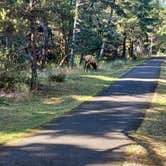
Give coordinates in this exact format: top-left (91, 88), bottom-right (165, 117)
top-left (0, 59), bottom-right (143, 145)
top-left (123, 60), bottom-right (166, 166)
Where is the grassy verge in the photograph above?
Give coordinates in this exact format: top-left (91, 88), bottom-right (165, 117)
top-left (123, 60), bottom-right (166, 166)
top-left (0, 59), bottom-right (143, 145)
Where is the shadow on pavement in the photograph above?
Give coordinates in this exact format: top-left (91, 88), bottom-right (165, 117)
top-left (0, 57), bottom-right (165, 166)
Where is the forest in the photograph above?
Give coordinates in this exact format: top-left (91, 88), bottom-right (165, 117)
top-left (0, 0), bottom-right (165, 91)
top-left (0, 1), bottom-right (166, 165)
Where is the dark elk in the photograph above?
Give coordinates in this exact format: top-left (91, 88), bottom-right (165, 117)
top-left (83, 55), bottom-right (97, 71)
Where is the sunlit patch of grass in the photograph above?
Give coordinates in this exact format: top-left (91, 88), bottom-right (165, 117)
top-left (82, 75), bottom-right (117, 81)
top-left (0, 132), bottom-right (24, 144)
top-left (71, 95), bottom-right (92, 102)
top-left (124, 135), bottom-right (166, 166)
top-left (124, 144), bottom-right (151, 166)
top-left (125, 144), bottom-right (148, 156)
top-left (124, 60), bottom-right (166, 166)
top-left (0, 59), bottom-right (144, 144)
top-left (43, 97), bottom-right (63, 105)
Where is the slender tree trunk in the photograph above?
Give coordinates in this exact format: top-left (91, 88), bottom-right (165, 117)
top-left (150, 35), bottom-right (153, 55)
top-left (41, 18), bottom-right (48, 68)
top-left (122, 36), bottom-right (126, 58)
top-left (30, 18), bottom-right (38, 90)
top-left (79, 52), bottom-right (84, 65)
top-left (60, 17), bottom-right (70, 65)
top-left (98, 42), bottom-right (106, 61)
top-left (64, 0), bottom-right (75, 65)
top-left (29, 0), bottom-right (38, 90)
top-left (129, 39), bottom-right (134, 59)
top-left (98, 0), bottom-right (115, 61)
top-left (58, 55), bottom-right (68, 67)
top-left (5, 33), bottom-right (9, 50)
top-left (69, 0), bottom-right (80, 68)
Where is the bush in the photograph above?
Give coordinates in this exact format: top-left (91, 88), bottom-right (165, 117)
top-left (48, 69), bottom-right (66, 82)
top-left (0, 71), bottom-right (16, 90)
top-left (0, 70), bottom-right (31, 91)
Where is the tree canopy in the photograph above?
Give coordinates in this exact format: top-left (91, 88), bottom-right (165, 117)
top-left (0, 0), bottom-right (165, 89)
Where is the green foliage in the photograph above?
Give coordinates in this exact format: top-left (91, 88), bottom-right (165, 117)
top-left (0, 71), bottom-right (16, 90)
top-left (0, 0), bottom-right (165, 90)
top-left (157, 7), bottom-right (166, 53)
top-left (48, 69), bottom-right (66, 83)
top-left (0, 70), bottom-right (31, 90)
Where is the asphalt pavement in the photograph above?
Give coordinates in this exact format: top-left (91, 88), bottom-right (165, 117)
top-left (0, 57), bottom-right (165, 166)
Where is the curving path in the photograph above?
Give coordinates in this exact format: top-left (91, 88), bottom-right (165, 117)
top-left (0, 57), bottom-right (165, 166)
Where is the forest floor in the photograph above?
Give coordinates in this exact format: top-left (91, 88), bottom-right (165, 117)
top-left (123, 59), bottom-right (166, 166)
top-left (0, 57), bottom-right (165, 166)
top-left (0, 59), bottom-right (143, 145)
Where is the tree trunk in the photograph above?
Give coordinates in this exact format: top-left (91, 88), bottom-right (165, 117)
top-left (150, 35), bottom-right (153, 55)
top-left (129, 39), bottom-right (134, 59)
top-left (41, 18), bottom-right (49, 68)
top-left (98, 0), bottom-right (115, 61)
top-left (29, 1), bottom-right (38, 90)
top-left (79, 52), bottom-right (84, 65)
top-left (30, 17), bottom-right (37, 90)
top-left (69, 0), bottom-right (80, 68)
top-left (5, 33), bottom-right (9, 50)
top-left (122, 36), bottom-right (126, 58)
top-left (98, 41), bottom-right (106, 61)
top-left (58, 55), bottom-right (68, 67)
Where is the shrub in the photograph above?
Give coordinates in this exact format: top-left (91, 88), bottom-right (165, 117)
top-left (48, 69), bottom-right (66, 82)
top-left (0, 71), bottom-right (16, 90)
top-left (0, 97), bottom-right (7, 105)
top-left (0, 70), bottom-right (31, 91)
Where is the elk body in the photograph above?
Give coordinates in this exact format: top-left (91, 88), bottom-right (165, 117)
top-left (83, 55), bottom-right (97, 71)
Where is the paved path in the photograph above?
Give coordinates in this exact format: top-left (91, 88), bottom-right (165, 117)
top-left (0, 57), bottom-right (165, 166)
